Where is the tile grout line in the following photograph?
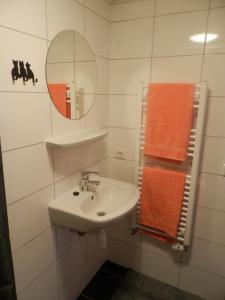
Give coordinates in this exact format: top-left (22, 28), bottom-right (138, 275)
top-left (2, 141), bottom-right (46, 154)
top-left (149, 0), bottom-right (157, 83)
top-left (53, 157), bottom-right (109, 186)
top-left (199, 1), bottom-right (211, 82)
top-left (6, 182), bottom-right (54, 207)
top-left (0, 24), bottom-right (48, 41)
top-left (17, 259), bottom-right (58, 296)
top-left (12, 225), bottom-right (52, 254)
top-left (74, 0), bottom-right (111, 23)
top-left (16, 230), bottom-right (85, 295)
top-left (0, 91), bottom-right (48, 94)
top-left (111, 15), bottom-right (155, 24)
top-left (110, 7), bottom-right (217, 24)
top-left (196, 204), bottom-right (225, 214)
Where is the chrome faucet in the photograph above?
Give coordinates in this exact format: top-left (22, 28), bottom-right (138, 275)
top-left (79, 171), bottom-right (100, 191)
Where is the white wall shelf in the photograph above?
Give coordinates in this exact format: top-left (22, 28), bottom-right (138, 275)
top-left (46, 128), bottom-right (108, 148)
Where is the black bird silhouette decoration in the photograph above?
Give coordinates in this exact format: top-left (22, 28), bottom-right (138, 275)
top-left (11, 60), bottom-right (38, 84)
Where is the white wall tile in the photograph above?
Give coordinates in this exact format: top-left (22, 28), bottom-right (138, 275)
top-left (200, 137), bottom-right (225, 175)
top-left (211, 0), bottom-right (225, 8)
top-left (8, 186), bottom-right (54, 252)
top-left (13, 227), bottom-right (57, 292)
top-left (76, 0), bottom-right (85, 5)
top-left (46, 0), bottom-right (85, 40)
top-left (87, 232), bottom-right (99, 255)
top-left (107, 157), bottom-right (135, 183)
top-left (51, 102), bottom-right (86, 137)
top-left (110, 18), bottom-right (154, 59)
top-left (0, 0), bottom-right (47, 38)
top-left (85, 158), bottom-right (108, 177)
top-left (0, 0), bottom-right (108, 298)
top-left (53, 145), bottom-right (86, 182)
top-left (180, 265), bottom-right (225, 300)
top-left (156, 0), bottom-right (210, 15)
top-left (59, 267), bottom-right (86, 300)
top-left (184, 238), bottom-right (225, 277)
top-left (111, 0), bottom-right (155, 22)
top-left (85, 10), bottom-right (110, 58)
top-left (110, 58), bottom-right (150, 94)
top-left (86, 95), bottom-right (109, 129)
top-left (151, 55), bottom-right (202, 83)
top-left (58, 238), bottom-right (87, 288)
top-left (96, 56), bottom-right (109, 94)
top-left (109, 95), bottom-right (137, 128)
top-left (198, 173), bottom-right (225, 211)
top-left (108, 127), bottom-right (135, 161)
top-left (3, 143), bottom-right (53, 204)
top-left (153, 11), bottom-right (208, 57)
top-left (0, 93), bottom-right (51, 151)
top-left (141, 234), bottom-right (180, 260)
top-left (17, 262), bottom-right (58, 300)
top-left (55, 172), bottom-right (81, 198)
top-left (206, 7), bottom-right (225, 54)
top-left (205, 97), bottom-right (225, 137)
top-left (84, 248), bottom-right (107, 283)
top-left (107, 216), bottom-right (141, 247)
top-left (194, 206), bottom-right (225, 245)
top-left (56, 225), bottom-right (80, 256)
top-left (108, 238), bottom-right (140, 270)
top-left (86, 0), bottom-right (111, 20)
top-left (0, 27), bottom-right (47, 92)
top-left (202, 53), bottom-right (225, 96)
top-left (86, 138), bottom-right (108, 166)
top-left (140, 249), bottom-right (180, 287)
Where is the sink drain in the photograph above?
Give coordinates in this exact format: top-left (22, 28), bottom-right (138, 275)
top-left (97, 211), bottom-right (106, 217)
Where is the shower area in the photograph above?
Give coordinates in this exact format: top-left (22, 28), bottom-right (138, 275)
top-left (0, 142), bottom-right (17, 300)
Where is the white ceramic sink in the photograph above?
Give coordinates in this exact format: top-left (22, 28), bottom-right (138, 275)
top-left (48, 176), bottom-right (140, 232)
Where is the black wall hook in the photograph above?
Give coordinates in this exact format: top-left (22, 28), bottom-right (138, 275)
top-left (11, 60), bottom-right (38, 85)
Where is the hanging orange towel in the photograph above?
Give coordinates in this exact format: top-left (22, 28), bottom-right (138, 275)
top-left (144, 83), bottom-right (194, 162)
top-left (140, 167), bottom-right (186, 242)
top-left (48, 84), bottom-right (71, 118)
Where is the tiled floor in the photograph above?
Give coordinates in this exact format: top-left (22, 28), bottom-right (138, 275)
top-left (77, 261), bottom-right (204, 300)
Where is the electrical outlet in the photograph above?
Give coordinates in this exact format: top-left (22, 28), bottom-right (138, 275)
top-left (116, 148), bottom-right (125, 159)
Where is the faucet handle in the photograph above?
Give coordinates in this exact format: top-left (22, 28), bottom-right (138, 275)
top-left (81, 170), bottom-right (98, 179)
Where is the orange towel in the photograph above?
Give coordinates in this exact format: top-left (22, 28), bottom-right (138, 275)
top-left (140, 167), bottom-right (186, 242)
top-left (48, 84), bottom-right (71, 118)
top-left (144, 83), bottom-right (194, 162)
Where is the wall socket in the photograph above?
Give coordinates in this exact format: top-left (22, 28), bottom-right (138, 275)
top-left (116, 148), bottom-right (125, 159)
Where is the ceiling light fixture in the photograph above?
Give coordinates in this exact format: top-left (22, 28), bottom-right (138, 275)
top-left (190, 33), bottom-right (218, 43)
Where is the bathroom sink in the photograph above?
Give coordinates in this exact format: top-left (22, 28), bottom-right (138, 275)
top-left (48, 177), bottom-right (140, 232)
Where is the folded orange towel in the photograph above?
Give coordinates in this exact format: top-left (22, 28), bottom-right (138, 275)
top-left (140, 167), bottom-right (186, 242)
top-left (48, 84), bottom-right (71, 118)
top-left (144, 83), bottom-right (194, 162)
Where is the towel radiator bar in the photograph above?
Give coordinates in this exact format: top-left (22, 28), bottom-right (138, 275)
top-left (133, 82), bottom-right (208, 251)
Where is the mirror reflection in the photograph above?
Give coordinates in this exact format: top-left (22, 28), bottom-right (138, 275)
top-left (46, 30), bottom-right (97, 120)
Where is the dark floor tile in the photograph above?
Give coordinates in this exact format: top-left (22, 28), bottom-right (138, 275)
top-left (120, 270), bottom-right (203, 300)
top-left (101, 261), bottom-right (128, 278)
top-left (82, 269), bottom-right (121, 300)
top-left (111, 285), bottom-right (155, 300)
top-left (76, 296), bottom-right (91, 300)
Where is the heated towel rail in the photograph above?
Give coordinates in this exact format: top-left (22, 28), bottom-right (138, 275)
top-left (132, 82), bottom-right (208, 251)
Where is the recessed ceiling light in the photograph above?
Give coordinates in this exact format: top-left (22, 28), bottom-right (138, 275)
top-left (190, 33), bottom-right (218, 43)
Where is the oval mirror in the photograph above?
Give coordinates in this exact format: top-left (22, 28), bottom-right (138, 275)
top-left (46, 30), bottom-right (97, 120)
